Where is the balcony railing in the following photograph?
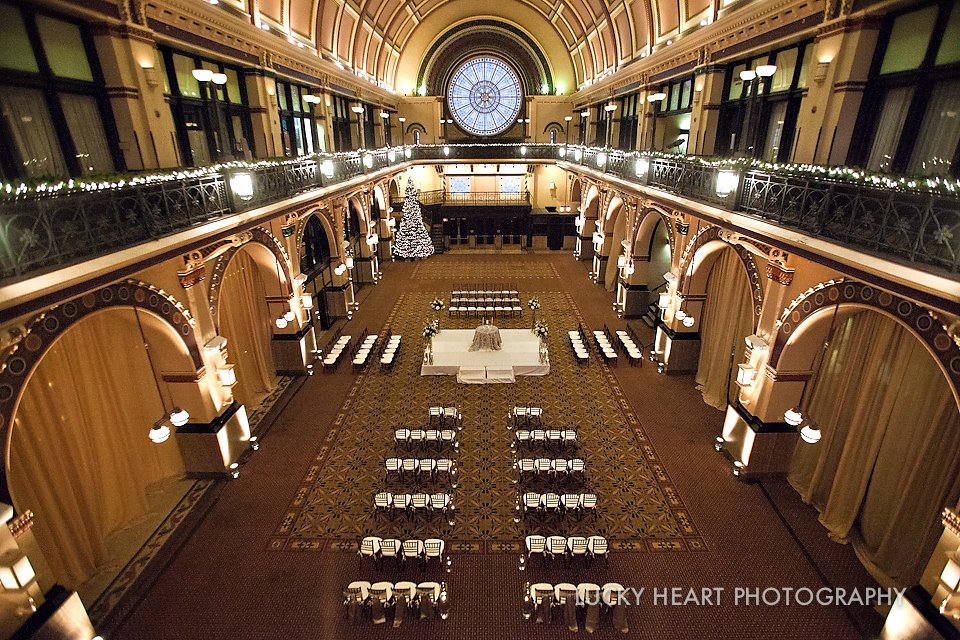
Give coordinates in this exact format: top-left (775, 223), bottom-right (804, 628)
top-left (1, 143), bottom-right (958, 284)
top-left (417, 190), bottom-right (531, 206)
top-left (562, 146), bottom-right (960, 274)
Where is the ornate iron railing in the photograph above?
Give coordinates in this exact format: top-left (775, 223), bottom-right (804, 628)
top-left (1, 143), bottom-right (959, 283)
top-left (417, 190), bottom-right (531, 206)
top-left (561, 146), bottom-right (960, 274)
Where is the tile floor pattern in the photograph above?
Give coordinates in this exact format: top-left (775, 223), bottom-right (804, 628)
top-left (270, 290), bottom-right (705, 553)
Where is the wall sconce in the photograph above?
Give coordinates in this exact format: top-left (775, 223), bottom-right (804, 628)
top-left (302, 94), bottom-right (321, 104)
top-left (658, 292), bottom-right (671, 309)
top-left (548, 181), bottom-right (556, 191)
top-left (192, 68), bottom-right (214, 82)
top-left (0, 551), bottom-right (36, 592)
top-left (142, 65), bottom-right (159, 87)
top-left (217, 364), bottom-right (237, 387)
top-left (230, 172), bottom-right (255, 201)
top-left (301, 293), bottom-right (314, 310)
top-left (334, 263), bottom-right (347, 276)
top-left (736, 364), bottom-right (757, 387)
top-left (635, 158), bottom-right (649, 177)
top-left (344, 251), bottom-right (355, 269)
top-left (814, 61), bottom-right (831, 83)
top-left (715, 170), bottom-right (739, 196)
top-left (366, 233), bottom-right (379, 246)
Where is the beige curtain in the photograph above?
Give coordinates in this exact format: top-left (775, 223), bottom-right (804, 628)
top-left (8, 310), bottom-right (185, 587)
top-left (695, 248), bottom-right (754, 409)
top-left (219, 249), bottom-right (277, 407)
top-left (789, 311), bottom-right (960, 584)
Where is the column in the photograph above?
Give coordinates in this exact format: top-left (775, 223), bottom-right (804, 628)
top-left (244, 70), bottom-right (284, 158)
top-left (792, 16), bottom-right (882, 164)
top-left (717, 263), bottom-right (800, 477)
top-left (688, 65), bottom-right (726, 156)
top-left (89, 23), bottom-right (179, 169)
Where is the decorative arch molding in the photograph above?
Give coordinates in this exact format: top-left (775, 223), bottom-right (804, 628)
top-left (0, 279), bottom-right (202, 448)
top-left (294, 206), bottom-right (338, 262)
top-left (542, 121), bottom-right (565, 134)
top-left (770, 281), bottom-right (960, 401)
top-left (678, 226), bottom-right (764, 325)
top-left (570, 178), bottom-right (582, 202)
top-left (207, 228), bottom-right (293, 331)
top-left (405, 122), bottom-right (427, 136)
top-left (633, 207), bottom-right (674, 257)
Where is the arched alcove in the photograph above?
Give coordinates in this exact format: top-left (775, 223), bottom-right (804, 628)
top-left (779, 304), bottom-right (960, 585)
top-left (6, 306), bottom-right (192, 596)
top-left (603, 196), bottom-right (625, 290)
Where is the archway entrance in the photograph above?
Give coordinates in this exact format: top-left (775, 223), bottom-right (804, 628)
top-left (8, 308), bottom-right (190, 602)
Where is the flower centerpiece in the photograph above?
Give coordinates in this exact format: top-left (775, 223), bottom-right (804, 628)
top-left (423, 324), bottom-right (439, 339)
top-left (528, 297), bottom-right (541, 327)
top-left (533, 321), bottom-right (549, 339)
top-left (430, 297), bottom-right (445, 312)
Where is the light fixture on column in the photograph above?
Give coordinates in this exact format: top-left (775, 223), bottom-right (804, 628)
top-left (135, 307), bottom-right (186, 444)
top-left (604, 102), bottom-right (617, 112)
top-left (211, 72), bottom-right (227, 85)
top-left (217, 363), bottom-right (237, 387)
top-left (715, 170), bottom-right (740, 196)
top-left (0, 551), bottom-right (36, 593)
top-left (229, 172), bottom-right (254, 201)
top-left (334, 263), bottom-right (347, 276)
top-left (320, 160), bottom-right (334, 178)
top-left (736, 363), bottom-right (757, 387)
top-left (301, 293), bottom-right (313, 310)
top-left (344, 249), bottom-right (355, 270)
top-left (635, 157), bottom-right (650, 177)
top-left (756, 64), bottom-right (777, 78)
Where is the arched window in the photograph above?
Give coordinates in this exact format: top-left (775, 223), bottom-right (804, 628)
top-left (447, 57), bottom-right (522, 136)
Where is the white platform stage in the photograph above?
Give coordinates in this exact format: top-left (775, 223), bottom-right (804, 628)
top-left (420, 329), bottom-right (549, 384)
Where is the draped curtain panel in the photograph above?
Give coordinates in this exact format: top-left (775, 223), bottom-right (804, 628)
top-left (695, 248), bottom-right (754, 410)
top-left (219, 249), bottom-right (277, 407)
top-left (8, 310), bottom-right (185, 587)
top-left (789, 311), bottom-right (960, 585)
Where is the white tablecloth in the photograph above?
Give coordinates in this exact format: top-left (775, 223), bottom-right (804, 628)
top-left (469, 324), bottom-right (502, 351)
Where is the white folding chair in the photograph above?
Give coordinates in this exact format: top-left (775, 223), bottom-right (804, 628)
top-left (587, 535), bottom-right (609, 566)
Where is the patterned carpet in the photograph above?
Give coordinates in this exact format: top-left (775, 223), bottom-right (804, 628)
top-left (270, 290), bottom-right (705, 554)
top-left (410, 258), bottom-right (560, 280)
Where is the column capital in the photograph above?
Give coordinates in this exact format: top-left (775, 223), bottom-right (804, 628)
top-left (765, 263), bottom-right (795, 285)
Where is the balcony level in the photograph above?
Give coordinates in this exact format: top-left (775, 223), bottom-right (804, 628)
top-left (2, 143), bottom-right (959, 317)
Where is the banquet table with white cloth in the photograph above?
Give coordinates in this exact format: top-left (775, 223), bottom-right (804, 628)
top-left (421, 329), bottom-right (548, 383)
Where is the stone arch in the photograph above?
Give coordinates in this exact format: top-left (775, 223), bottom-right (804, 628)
top-left (581, 184), bottom-right (600, 222)
top-left (372, 185), bottom-right (387, 220)
top-left (207, 229), bottom-right (293, 332)
top-left (0, 280), bottom-right (200, 502)
top-left (294, 207), bottom-right (338, 265)
top-left (633, 208), bottom-right (674, 259)
top-left (346, 196), bottom-right (367, 237)
top-left (679, 226), bottom-right (764, 325)
top-left (603, 196), bottom-right (627, 290)
top-left (388, 178), bottom-right (401, 203)
top-left (771, 280), bottom-right (960, 408)
top-left (570, 178), bottom-right (582, 204)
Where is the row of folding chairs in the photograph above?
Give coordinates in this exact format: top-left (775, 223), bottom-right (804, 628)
top-left (344, 580), bottom-right (448, 625)
top-left (517, 458), bottom-right (586, 482)
top-left (451, 288), bottom-right (519, 299)
top-left (384, 458), bottom-right (456, 483)
top-left (512, 429), bottom-right (578, 451)
top-left (374, 492), bottom-right (452, 518)
top-left (394, 429), bottom-right (458, 451)
top-left (380, 334), bottom-right (402, 368)
top-left (524, 534), bottom-right (608, 566)
top-left (358, 537), bottom-right (446, 570)
top-left (427, 406), bottom-right (462, 428)
top-left (352, 334), bottom-right (379, 370)
top-left (447, 303), bottom-right (522, 318)
top-left (525, 582), bottom-right (629, 632)
top-left (510, 406), bottom-right (544, 428)
top-left (322, 333), bottom-right (352, 370)
top-left (520, 492), bottom-right (598, 518)
top-left (568, 330), bottom-right (590, 365)
top-left (615, 329), bottom-right (643, 366)
top-left (593, 330), bottom-right (618, 365)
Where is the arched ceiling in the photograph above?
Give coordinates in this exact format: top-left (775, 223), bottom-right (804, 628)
top-left (229, 0), bottom-right (724, 91)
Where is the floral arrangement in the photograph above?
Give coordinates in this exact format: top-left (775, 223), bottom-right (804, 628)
top-left (533, 321), bottom-right (549, 339)
top-left (527, 297), bottom-right (541, 310)
top-left (430, 298), bottom-right (445, 311)
top-left (423, 324), bottom-right (439, 338)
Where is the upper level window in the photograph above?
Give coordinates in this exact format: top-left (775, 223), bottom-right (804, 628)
top-left (651, 75), bottom-right (695, 154)
top-left (276, 81), bottom-right (318, 157)
top-left (160, 48), bottom-right (252, 166)
top-left (858, 1), bottom-right (960, 177)
top-left (0, 3), bottom-right (118, 179)
top-left (447, 57), bottom-right (522, 136)
top-left (717, 41), bottom-right (811, 161)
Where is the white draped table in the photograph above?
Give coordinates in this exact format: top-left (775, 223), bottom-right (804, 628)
top-left (469, 324), bottom-right (502, 351)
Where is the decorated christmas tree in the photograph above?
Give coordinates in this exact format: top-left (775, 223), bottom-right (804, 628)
top-left (392, 177), bottom-right (435, 259)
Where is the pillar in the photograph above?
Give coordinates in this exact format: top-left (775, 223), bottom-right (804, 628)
top-left (90, 23), bottom-right (179, 169)
top-left (244, 70), bottom-right (284, 158)
top-left (792, 16), bottom-right (882, 165)
top-left (689, 65), bottom-right (726, 156)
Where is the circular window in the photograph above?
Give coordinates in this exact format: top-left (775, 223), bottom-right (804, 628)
top-left (447, 57), bottom-right (522, 136)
